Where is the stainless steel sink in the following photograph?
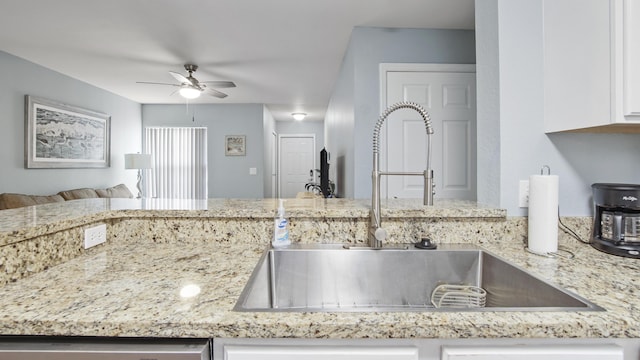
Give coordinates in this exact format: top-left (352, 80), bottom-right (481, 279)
top-left (234, 244), bottom-right (603, 312)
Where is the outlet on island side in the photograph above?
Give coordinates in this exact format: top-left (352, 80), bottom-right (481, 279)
top-left (519, 180), bottom-right (529, 208)
top-left (84, 224), bottom-right (107, 249)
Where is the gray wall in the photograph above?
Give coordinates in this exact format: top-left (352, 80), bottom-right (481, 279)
top-left (0, 51), bottom-right (142, 195)
top-left (324, 42), bottom-right (356, 198)
top-left (142, 104), bottom-right (266, 198)
top-left (475, 0), bottom-right (501, 208)
top-left (263, 107), bottom-right (276, 198)
top-left (325, 27), bottom-right (476, 198)
top-left (476, 0), bottom-right (640, 216)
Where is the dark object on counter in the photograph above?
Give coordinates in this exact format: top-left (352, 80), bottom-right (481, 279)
top-left (320, 147), bottom-right (331, 198)
top-left (591, 183), bottom-right (640, 259)
top-left (415, 237), bottom-right (437, 250)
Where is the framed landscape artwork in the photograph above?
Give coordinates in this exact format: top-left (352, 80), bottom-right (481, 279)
top-left (225, 135), bottom-right (246, 156)
top-left (25, 95), bottom-right (111, 168)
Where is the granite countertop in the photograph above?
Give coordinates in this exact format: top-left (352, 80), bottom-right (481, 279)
top-left (0, 234), bottom-right (638, 339)
top-left (0, 198), bottom-right (506, 247)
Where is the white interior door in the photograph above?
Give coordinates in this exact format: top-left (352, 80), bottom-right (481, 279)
top-left (278, 134), bottom-right (315, 198)
top-left (381, 64), bottom-right (476, 200)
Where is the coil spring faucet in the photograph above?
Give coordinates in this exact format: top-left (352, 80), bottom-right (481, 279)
top-left (369, 101), bottom-right (435, 248)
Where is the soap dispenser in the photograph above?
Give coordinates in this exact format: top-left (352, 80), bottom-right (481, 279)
top-left (272, 199), bottom-right (290, 247)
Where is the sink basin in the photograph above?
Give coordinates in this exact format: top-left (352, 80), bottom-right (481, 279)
top-left (234, 244), bottom-right (603, 312)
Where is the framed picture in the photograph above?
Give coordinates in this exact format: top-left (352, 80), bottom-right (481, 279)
top-left (25, 95), bottom-right (110, 168)
top-left (225, 135), bottom-right (246, 156)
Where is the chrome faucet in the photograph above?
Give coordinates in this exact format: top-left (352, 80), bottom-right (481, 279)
top-left (369, 101), bottom-right (435, 248)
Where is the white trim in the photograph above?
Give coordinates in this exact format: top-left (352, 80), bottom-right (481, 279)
top-left (271, 131), bottom-right (278, 198)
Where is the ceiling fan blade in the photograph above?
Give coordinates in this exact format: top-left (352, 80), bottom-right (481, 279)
top-left (136, 81), bottom-right (179, 86)
top-left (201, 81), bottom-right (236, 88)
top-left (169, 71), bottom-right (193, 85)
top-left (205, 88), bottom-right (228, 99)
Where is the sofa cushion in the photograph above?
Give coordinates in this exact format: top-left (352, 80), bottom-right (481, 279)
top-left (57, 188), bottom-right (99, 200)
top-left (31, 194), bottom-right (66, 205)
top-left (0, 193), bottom-right (65, 210)
top-left (95, 184), bottom-right (134, 198)
top-left (0, 193), bottom-right (36, 210)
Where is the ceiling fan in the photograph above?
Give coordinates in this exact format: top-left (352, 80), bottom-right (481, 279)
top-left (137, 64), bottom-right (236, 99)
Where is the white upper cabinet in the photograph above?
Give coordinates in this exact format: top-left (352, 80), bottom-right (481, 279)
top-left (543, 0), bottom-right (640, 133)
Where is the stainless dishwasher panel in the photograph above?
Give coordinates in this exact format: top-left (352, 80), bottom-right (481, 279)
top-left (0, 338), bottom-right (210, 360)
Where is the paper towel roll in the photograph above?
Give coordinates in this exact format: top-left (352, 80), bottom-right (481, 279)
top-left (527, 174), bottom-right (559, 254)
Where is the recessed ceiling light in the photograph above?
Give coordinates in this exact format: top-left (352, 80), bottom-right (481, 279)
top-left (292, 112), bottom-right (307, 121)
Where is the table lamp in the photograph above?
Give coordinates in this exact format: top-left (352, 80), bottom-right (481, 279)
top-left (124, 153), bottom-right (152, 198)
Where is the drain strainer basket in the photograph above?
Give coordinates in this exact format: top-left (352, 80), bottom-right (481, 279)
top-left (430, 284), bottom-right (486, 308)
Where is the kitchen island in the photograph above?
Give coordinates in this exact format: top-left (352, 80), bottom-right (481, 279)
top-left (0, 198), bottom-right (637, 340)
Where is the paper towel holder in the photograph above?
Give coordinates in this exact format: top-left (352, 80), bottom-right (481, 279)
top-left (540, 165), bottom-right (551, 175)
top-left (525, 165), bottom-right (575, 259)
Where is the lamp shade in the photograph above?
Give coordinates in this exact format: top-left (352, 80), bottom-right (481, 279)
top-left (124, 153), bottom-right (152, 169)
top-left (179, 86), bottom-right (201, 99)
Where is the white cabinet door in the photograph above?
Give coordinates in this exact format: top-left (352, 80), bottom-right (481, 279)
top-left (224, 345), bottom-right (418, 360)
top-left (441, 344), bottom-right (623, 360)
top-left (622, 0), bottom-right (640, 117)
top-left (543, 0), bottom-right (612, 132)
top-left (543, 0), bottom-right (640, 132)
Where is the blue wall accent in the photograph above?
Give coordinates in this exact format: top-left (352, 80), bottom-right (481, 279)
top-left (476, 0), bottom-right (640, 216)
top-left (325, 27), bottom-right (476, 199)
top-left (142, 104), bottom-right (266, 198)
top-left (0, 51), bottom-right (142, 195)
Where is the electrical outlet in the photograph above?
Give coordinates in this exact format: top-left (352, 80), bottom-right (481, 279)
top-left (84, 224), bottom-right (106, 249)
top-left (519, 180), bottom-right (530, 208)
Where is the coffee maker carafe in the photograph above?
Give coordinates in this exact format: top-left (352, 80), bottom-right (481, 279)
top-left (592, 183), bottom-right (640, 258)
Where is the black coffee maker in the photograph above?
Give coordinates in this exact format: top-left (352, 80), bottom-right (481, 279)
top-left (592, 183), bottom-right (640, 258)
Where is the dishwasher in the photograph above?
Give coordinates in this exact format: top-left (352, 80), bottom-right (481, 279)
top-left (0, 337), bottom-right (210, 359)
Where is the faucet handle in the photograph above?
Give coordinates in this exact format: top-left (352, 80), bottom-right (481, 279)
top-left (374, 227), bottom-right (388, 242)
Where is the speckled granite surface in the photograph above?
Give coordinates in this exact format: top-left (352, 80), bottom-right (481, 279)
top-left (0, 198), bottom-right (506, 246)
top-left (2, 198), bottom-right (633, 340)
top-left (0, 236), bottom-right (637, 339)
top-left (0, 198), bottom-right (507, 285)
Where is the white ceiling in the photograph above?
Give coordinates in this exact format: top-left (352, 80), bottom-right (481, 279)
top-left (0, 0), bottom-right (474, 122)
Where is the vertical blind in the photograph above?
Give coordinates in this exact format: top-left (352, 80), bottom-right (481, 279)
top-left (144, 127), bottom-right (208, 199)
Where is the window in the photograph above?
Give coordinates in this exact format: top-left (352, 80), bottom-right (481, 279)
top-left (144, 127), bottom-right (208, 199)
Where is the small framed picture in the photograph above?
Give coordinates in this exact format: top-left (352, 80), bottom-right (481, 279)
top-left (225, 135), bottom-right (246, 156)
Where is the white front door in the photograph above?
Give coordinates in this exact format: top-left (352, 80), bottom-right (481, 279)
top-left (278, 134), bottom-right (316, 198)
top-left (381, 64), bottom-right (477, 200)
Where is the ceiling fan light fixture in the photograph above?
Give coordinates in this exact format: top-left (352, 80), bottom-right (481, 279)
top-left (179, 86), bottom-right (201, 99)
top-left (292, 112), bottom-right (307, 121)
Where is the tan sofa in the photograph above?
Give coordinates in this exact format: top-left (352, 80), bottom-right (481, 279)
top-left (0, 184), bottom-right (133, 210)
